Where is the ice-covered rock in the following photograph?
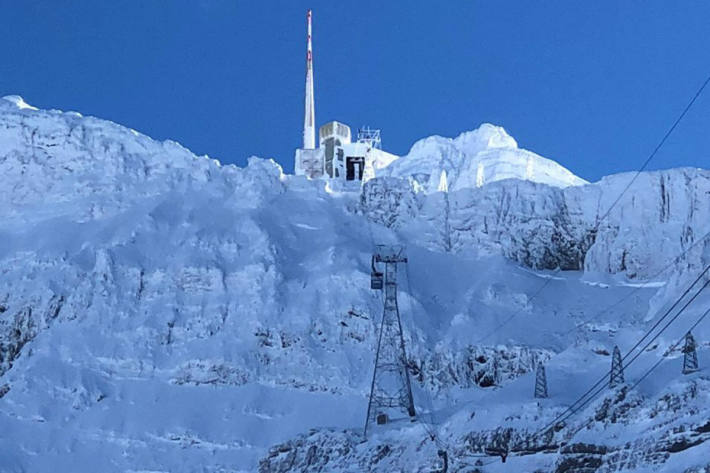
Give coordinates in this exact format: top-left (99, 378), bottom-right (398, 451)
top-left (382, 123), bottom-right (588, 191)
top-left (362, 167), bottom-right (710, 280)
top-left (0, 99), bottom-right (709, 472)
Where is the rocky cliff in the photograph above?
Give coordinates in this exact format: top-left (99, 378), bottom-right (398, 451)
top-left (0, 96), bottom-right (708, 472)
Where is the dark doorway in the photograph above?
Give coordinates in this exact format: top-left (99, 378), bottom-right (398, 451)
top-left (346, 156), bottom-right (365, 180)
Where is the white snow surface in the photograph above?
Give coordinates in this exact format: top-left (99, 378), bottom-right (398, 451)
top-left (1, 95), bottom-right (38, 111)
top-left (0, 97), bottom-right (709, 472)
top-left (382, 123), bottom-right (588, 192)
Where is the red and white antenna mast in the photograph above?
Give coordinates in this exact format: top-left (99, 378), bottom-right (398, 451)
top-left (303, 9), bottom-right (316, 149)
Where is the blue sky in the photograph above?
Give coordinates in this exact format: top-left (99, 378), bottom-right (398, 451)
top-left (2, 1), bottom-right (709, 181)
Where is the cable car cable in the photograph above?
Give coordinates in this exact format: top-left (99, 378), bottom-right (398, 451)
top-left (474, 268), bottom-right (560, 345)
top-left (594, 73), bottom-right (710, 229)
top-left (543, 298), bottom-right (710, 447)
top-left (562, 227), bottom-right (710, 337)
top-left (532, 270), bottom-right (710, 438)
top-left (628, 305), bottom-right (710, 392)
top-left (469, 71), bottom-right (710, 348)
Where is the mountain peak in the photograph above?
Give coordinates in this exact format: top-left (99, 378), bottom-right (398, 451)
top-left (1, 95), bottom-right (37, 111)
top-left (454, 123), bottom-right (518, 151)
top-left (383, 123), bottom-right (587, 191)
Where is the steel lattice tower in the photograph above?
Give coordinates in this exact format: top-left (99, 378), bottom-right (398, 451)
top-left (610, 345), bottom-right (625, 388)
top-left (365, 245), bottom-right (416, 437)
top-left (682, 331), bottom-right (699, 374)
top-left (534, 364), bottom-right (549, 398)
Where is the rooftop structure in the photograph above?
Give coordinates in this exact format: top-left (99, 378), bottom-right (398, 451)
top-left (293, 11), bottom-right (397, 183)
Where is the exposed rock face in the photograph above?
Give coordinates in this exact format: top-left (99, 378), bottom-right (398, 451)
top-left (2, 97), bottom-right (709, 472)
top-left (261, 378), bottom-right (710, 473)
top-left (361, 168), bottom-right (710, 277)
top-left (0, 295), bottom-right (65, 377)
top-left (409, 345), bottom-right (553, 391)
top-left (360, 176), bottom-right (419, 229)
top-left (258, 429), bottom-right (443, 473)
top-left (581, 170), bottom-right (710, 279)
top-left (2, 98), bottom-right (585, 471)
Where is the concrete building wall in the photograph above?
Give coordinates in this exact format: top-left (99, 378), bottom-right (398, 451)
top-left (295, 148), bottom-right (325, 179)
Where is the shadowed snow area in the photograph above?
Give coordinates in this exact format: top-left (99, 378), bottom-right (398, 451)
top-left (0, 96), bottom-right (709, 472)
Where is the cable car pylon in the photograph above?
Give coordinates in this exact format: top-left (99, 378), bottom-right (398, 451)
top-left (682, 331), bottom-right (699, 374)
top-left (534, 363), bottom-right (549, 399)
top-left (610, 345), bottom-right (625, 388)
top-left (365, 245), bottom-right (416, 437)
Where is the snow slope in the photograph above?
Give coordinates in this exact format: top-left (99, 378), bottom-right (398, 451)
top-left (0, 96), bottom-right (709, 473)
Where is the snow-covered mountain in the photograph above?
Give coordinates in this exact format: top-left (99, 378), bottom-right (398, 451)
top-left (382, 124), bottom-right (588, 192)
top-left (1, 96), bottom-right (709, 473)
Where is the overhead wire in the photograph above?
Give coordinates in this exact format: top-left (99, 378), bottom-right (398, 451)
top-left (535, 287), bottom-right (710, 450)
top-left (398, 239), bottom-right (710, 468)
top-left (363, 216), bottom-right (449, 454)
top-left (425, 238), bottom-right (710, 466)
top-left (401, 259), bottom-right (449, 451)
top-left (594, 74), bottom-right (710, 229)
top-left (454, 269), bottom-right (710, 469)
top-left (532, 265), bottom-right (710, 439)
top-left (536, 274), bottom-right (710, 438)
top-left (474, 268), bottom-right (560, 344)
top-left (403, 260), bottom-right (503, 466)
top-left (561, 227), bottom-right (710, 337)
top-left (469, 71), bottom-right (710, 451)
top-left (470, 72), bottom-right (710, 348)
top-left (360, 73), bottom-right (710, 469)
top-left (476, 225), bottom-right (710, 346)
top-left (628, 305), bottom-right (710, 391)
